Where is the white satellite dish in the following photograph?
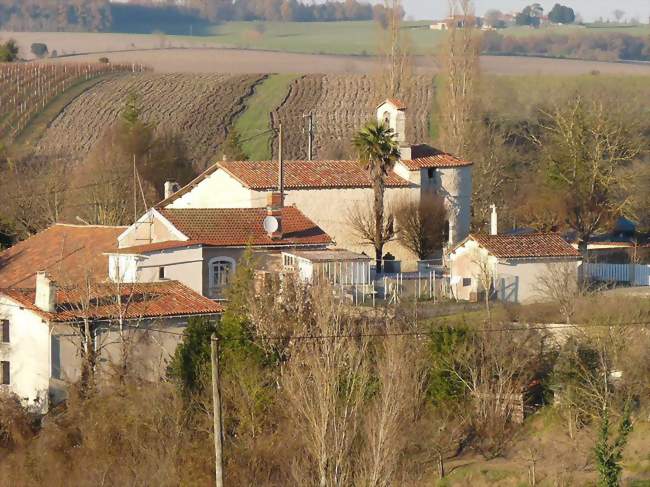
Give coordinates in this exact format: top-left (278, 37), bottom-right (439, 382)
top-left (263, 215), bottom-right (279, 234)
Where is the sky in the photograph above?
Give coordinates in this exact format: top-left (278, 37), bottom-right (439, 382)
top-left (385, 0), bottom-right (650, 22)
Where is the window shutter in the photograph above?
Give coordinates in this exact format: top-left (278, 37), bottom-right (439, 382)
top-left (1, 361), bottom-right (9, 385)
top-left (1, 320), bottom-right (9, 343)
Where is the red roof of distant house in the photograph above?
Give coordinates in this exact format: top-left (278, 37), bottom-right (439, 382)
top-left (2, 280), bottom-right (223, 322)
top-left (401, 145), bottom-right (473, 169)
top-left (0, 224), bottom-right (125, 289)
top-left (217, 160), bottom-right (411, 190)
top-left (457, 233), bottom-right (582, 259)
top-left (118, 207), bottom-right (331, 252)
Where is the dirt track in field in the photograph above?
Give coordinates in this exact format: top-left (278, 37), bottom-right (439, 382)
top-left (42, 48), bottom-right (650, 76)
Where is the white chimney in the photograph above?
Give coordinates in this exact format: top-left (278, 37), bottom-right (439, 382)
top-left (164, 181), bottom-right (180, 199)
top-left (490, 204), bottom-right (498, 235)
top-left (35, 272), bottom-right (56, 313)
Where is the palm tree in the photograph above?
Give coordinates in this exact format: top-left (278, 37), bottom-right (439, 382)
top-left (352, 120), bottom-right (401, 273)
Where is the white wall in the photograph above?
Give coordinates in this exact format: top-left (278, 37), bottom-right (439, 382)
top-left (448, 239), bottom-right (498, 301)
top-left (439, 165), bottom-right (472, 246)
top-left (0, 297), bottom-right (51, 413)
top-left (134, 246), bottom-right (205, 295)
top-left (168, 170), bottom-right (256, 209)
top-left (496, 259), bottom-right (581, 304)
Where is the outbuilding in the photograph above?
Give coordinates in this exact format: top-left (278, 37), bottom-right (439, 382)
top-left (448, 232), bottom-right (582, 304)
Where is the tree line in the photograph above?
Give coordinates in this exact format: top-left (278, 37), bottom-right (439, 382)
top-left (482, 30), bottom-right (650, 62)
top-left (0, 0), bottom-right (397, 32)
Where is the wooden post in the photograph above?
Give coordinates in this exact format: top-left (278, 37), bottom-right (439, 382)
top-left (211, 333), bottom-right (224, 487)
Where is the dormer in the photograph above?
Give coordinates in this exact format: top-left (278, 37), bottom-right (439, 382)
top-left (376, 99), bottom-right (407, 147)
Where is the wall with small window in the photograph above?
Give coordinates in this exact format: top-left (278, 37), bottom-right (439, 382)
top-left (134, 246), bottom-right (204, 295)
top-left (0, 297), bottom-right (51, 412)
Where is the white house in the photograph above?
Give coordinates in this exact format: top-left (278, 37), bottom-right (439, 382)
top-left (157, 99), bottom-right (473, 268)
top-left (110, 192), bottom-right (333, 298)
top-left (0, 273), bottom-right (222, 413)
top-left (448, 231), bottom-right (582, 304)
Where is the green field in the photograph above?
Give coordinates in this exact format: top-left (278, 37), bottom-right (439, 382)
top-left (169, 21), bottom-right (650, 57)
top-left (232, 73), bottom-right (300, 160)
top-left (180, 20), bottom-right (440, 56)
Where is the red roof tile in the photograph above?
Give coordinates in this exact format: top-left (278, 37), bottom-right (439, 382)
top-left (156, 207), bottom-right (331, 248)
top-left (218, 160), bottom-right (411, 190)
top-left (2, 281), bottom-right (222, 322)
top-left (401, 145), bottom-right (472, 169)
top-left (463, 233), bottom-right (582, 259)
top-left (0, 224), bottom-right (125, 289)
top-left (379, 98), bottom-right (407, 110)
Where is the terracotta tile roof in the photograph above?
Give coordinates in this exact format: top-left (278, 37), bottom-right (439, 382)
top-left (218, 160), bottom-right (411, 190)
top-left (401, 144), bottom-right (473, 169)
top-left (2, 281), bottom-right (223, 322)
top-left (0, 224), bottom-right (125, 289)
top-left (464, 233), bottom-right (582, 259)
top-left (379, 98), bottom-right (407, 110)
top-left (154, 207), bottom-right (332, 248)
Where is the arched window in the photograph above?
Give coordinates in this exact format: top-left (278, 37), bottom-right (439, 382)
top-left (382, 110), bottom-right (391, 127)
top-left (208, 256), bottom-right (236, 295)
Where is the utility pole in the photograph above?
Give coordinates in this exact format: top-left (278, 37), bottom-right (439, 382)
top-left (278, 122), bottom-right (284, 204)
top-left (211, 333), bottom-right (224, 487)
top-left (304, 112), bottom-right (314, 161)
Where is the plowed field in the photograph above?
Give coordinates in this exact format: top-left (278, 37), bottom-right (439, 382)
top-left (272, 74), bottom-right (435, 160)
top-left (36, 73), bottom-right (264, 168)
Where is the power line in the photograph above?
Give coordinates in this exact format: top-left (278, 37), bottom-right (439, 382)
top-left (120, 320), bottom-right (650, 341)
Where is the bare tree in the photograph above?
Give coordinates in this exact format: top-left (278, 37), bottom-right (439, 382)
top-left (437, 0), bottom-right (481, 158)
top-left (358, 320), bottom-right (428, 486)
top-left (471, 248), bottom-right (496, 322)
top-left (534, 97), bottom-right (642, 254)
top-left (378, 0), bottom-right (412, 98)
top-left (347, 199), bottom-right (396, 272)
top-left (394, 193), bottom-right (447, 260)
top-left (535, 261), bottom-right (583, 324)
top-left (280, 287), bottom-right (370, 487)
top-left (438, 325), bottom-right (546, 458)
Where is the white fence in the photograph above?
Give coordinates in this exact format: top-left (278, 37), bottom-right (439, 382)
top-left (583, 263), bottom-right (650, 286)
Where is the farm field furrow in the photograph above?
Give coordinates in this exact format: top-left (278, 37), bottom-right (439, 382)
top-left (36, 73), bottom-right (264, 168)
top-left (273, 74), bottom-right (434, 160)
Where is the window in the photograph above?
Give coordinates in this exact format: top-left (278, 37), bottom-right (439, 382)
top-left (462, 278), bottom-right (472, 287)
top-left (208, 257), bottom-right (236, 292)
top-left (51, 335), bottom-right (61, 380)
top-left (1, 320), bottom-right (8, 343)
top-left (427, 168), bottom-right (436, 179)
top-left (1, 361), bottom-right (9, 385)
top-left (158, 266), bottom-right (166, 280)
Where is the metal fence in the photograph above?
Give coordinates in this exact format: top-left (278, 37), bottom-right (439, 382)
top-left (336, 272), bottom-right (452, 306)
top-left (583, 263), bottom-right (650, 286)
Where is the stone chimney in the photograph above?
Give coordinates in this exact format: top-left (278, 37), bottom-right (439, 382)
top-left (35, 272), bottom-right (56, 313)
top-left (490, 204), bottom-right (498, 236)
top-left (164, 181), bottom-right (180, 200)
top-left (266, 192), bottom-right (283, 240)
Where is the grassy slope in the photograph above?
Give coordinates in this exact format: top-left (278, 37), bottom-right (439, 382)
top-left (232, 73), bottom-right (299, 160)
top-left (7, 72), bottom-right (125, 157)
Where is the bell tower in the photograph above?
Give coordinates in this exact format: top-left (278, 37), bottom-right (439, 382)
top-left (376, 99), bottom-right (407, 147)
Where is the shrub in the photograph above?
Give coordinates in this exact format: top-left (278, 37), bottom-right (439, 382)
top-left (98, 57), bottom-right (109, 64)
top-left (30, 43), bottom-right (48, 58)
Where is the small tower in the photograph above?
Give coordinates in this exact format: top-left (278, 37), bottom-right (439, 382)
top-left (376, 99), bottom-right (407, 147)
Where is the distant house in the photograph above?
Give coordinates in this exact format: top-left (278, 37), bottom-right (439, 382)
top-left (448, 228), bottom-right (581, 303)
top-left (157, 99), bottom-right (473, 267)
top-left (0, 224), bottom-right (222, 413)
top-left (430, 15), bottom-right (483, 30)
top-left (111, 193), bottom-right (332, 298)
